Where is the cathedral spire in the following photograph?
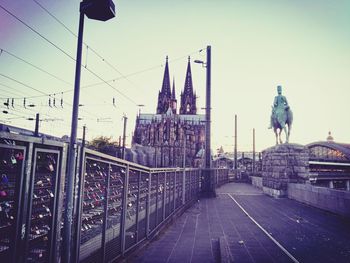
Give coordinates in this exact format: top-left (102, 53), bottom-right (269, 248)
top-left (183, 56), bottom-right (193, 95)
top-left (161, 56), bottom-right (171, 96)
top-left (157, 56), bottom-right (172, 114)
top-left (170, 77), bottom-right (177, 114)
top-left (180, 56), bottom-right (197, 114)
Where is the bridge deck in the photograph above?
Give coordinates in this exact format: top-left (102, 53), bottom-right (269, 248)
top-left (129, 183), bottom-right (350, 263)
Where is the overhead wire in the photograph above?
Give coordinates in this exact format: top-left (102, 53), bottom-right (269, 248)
top-left (0, 48), bottom-right (72, 86)
top-left (0, 72), bottom-right (101, 119)
top-left (32, 0), bottom-right (139, 89)
top-left (31, 0), bottom-right (203, 104)
top-left (0, 3), bottom-right (137, 105)
top-left (1, 2), bottom-right (205, 139)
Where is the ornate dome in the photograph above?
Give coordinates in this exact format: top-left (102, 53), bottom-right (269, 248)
top-left (326, 131), bottom-right (334, 142)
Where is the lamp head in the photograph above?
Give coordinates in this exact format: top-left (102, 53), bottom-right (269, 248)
top-left (194, 60), bottom-right (204, 64)
top-left (81, 0), bottom-right (116, 21)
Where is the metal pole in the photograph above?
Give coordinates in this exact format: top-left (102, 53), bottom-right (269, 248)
top-left (182, 134), bottom-right (186, 204)
top-left (234, 114), bottom-right (237, 170)
top-left (205, 45), bottom-right (211, 169)
top-left (118, 135), bottom-right (122, 158)
top-left (154, 146), bottom-right (157, 167)
top-left (73, 124), bottom-right (86, 262)
top-left (63, 11), bottom-right (84, 263)
top-left (122, 116), bottom-right (127, 159)
top-left (34, 113), bottom-right (39, 136)
top-left (253, 128), bottom-right (255, 174)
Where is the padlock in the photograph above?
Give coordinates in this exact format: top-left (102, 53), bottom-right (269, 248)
top-left (11, 156), bottom-right (17, 165)
top-left (15, 152), bottom-right (24, 160)
top-left (48, 163), bottom-right (54, 172)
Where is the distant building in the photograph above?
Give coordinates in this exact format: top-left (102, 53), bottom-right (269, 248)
top-left (132, 56), bottom-right (205, 167)
top-left (307, 133), bottom-right (350, 190)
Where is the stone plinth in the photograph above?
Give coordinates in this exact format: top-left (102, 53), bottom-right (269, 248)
top-left (262, 143), bottom-right (309, 197)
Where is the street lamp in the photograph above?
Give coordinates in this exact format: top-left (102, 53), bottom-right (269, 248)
top-left (194, 46), bottom-right (211, 169)
top-left (194, 45), bottom-right (213, 196)
top-left (64, 1), bottom-right (115, 262)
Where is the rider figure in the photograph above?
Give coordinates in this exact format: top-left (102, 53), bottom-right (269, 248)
top-left (268, 85), bottom-right (289, 129)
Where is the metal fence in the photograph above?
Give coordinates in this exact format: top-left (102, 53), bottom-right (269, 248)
top-left (0, 131), bottom-right (227, 263)
top-left (0, 132), bottom-right (67, 263)
top-left (76, 149), bottom-right (201, 263)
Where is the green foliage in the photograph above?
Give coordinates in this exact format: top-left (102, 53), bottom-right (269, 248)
top-left (89, 136), bottom-right (119, 150)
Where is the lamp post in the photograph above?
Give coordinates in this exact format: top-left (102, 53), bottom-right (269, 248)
top-left (194, 45), bottom-right (213, 196)
top-left (64, 1), bottom-right (115, 262)
top-left (194, 45), bottom-right (211, 169)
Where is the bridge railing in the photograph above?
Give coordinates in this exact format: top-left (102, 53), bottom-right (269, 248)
top-left (76, 148), bottom-right (201, 262)
top-left (0, 132), bottom-right (68, 263)
top-left (0, 132), bottom-right (204, 263)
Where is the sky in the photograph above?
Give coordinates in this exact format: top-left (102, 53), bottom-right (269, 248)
top-left (0, 0), bottom-right (349, 152)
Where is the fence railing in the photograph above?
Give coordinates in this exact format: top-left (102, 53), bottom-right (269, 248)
top-left (0, 132), bottom-right (228, 263)
top-left (75, 148), bottom-right (201, 263)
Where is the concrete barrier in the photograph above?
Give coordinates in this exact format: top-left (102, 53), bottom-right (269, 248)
top-left (251, 176), bottom-right (263, 189)
top-left (288, 183), bottom-right (350, 218)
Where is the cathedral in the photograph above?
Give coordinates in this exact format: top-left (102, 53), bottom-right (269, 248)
top-left (132, 56), bottom-right (205, 167)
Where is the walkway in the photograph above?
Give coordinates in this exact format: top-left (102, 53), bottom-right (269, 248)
top-left (129, 183), bottom-right (350, 263)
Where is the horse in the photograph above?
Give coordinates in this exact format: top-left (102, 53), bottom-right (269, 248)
top-left (272, 106), bottom-right (293, 144)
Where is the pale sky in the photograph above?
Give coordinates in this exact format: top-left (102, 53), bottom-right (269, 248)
top-left (0, 0), bottom-right (349, 152)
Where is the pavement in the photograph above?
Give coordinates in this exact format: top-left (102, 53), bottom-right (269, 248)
top-left (129, 183), bottom-right (350, 263)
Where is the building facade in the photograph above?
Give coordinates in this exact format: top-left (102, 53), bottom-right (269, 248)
top-left (133, 56), bottom-right (205, 167)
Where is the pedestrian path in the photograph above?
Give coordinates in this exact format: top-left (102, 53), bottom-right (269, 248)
top-left (129, 183), bottom-right (350, 263)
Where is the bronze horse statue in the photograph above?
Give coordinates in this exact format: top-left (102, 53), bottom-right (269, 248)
top-left (272, 105), bottom-right (293, 144)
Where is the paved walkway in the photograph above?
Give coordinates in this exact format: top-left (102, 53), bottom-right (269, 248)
top-left (129, 183), bottom-right (350, 263)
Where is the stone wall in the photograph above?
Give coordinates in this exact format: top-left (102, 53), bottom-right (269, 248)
top-left (262, 143), bottom-right (309, 197)
top-left (288, 183), bottom-right (350, 218)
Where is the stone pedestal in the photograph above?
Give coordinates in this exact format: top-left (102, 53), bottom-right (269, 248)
top-left (262, 143), bottom-right (309, 197)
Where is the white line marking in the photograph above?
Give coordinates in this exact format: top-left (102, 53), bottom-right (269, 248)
top-left (227, 193), bottom-right (300, 263)
top-left (217, 192), bottom-right (263, 196)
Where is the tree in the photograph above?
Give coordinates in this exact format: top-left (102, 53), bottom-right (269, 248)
top-left (89, 136), bottom-right (119, 150)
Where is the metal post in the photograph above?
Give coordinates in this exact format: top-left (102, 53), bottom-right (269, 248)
top-left (205, 45), bottom-right (211, 169)
top-left (102, 164), bottom-right (111, 263)
top-left (34, 113), bottom-right (39, 136)
top-left (63, 11), bottom-right (84, 263)
top-left (234, 114), bottom-right (237, 170)
top-left (154, 146), bottom-right (157, 168)
top-left (182, 135), bottom-right (186, 205)
top-left (253, 128), bottom-right (255, 174)
top-left (118, 135), bottom-right (122, 158)
top-left (121, 164), bottom-right (129, 255)
top-left (146, 171), bottom-right (151, 237)
top-left (72, 124), bottom-right (86, 262)
top-left (122, 116), bottom-right (127, 159)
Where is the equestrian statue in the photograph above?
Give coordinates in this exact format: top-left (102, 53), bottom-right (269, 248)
top-left (268, 85), bottom-right (293, 144)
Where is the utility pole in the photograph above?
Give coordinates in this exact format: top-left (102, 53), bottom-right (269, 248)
top-left (205, 45), bottom-right (211, 169)
top-left (253, 128), bottom-right (255, 174)
top-left (194, 45), bottom-right (212, 196)
top-left (34, 113), bottom-right (39, 136)
top-left (122, 115), bottom-right (127, 159)
top-left (234, 114), bottom-right (237, 170)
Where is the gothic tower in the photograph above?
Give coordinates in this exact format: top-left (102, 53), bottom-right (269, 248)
top-left (180, 56), bottom-right (197, 115)
top-left (171, 78), bottom-right (177, 114)
top-left (156, 56), bottom-right (172, 114)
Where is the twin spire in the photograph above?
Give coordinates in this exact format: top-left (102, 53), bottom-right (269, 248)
top-left (156, 56), bottom-right (197, 115)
